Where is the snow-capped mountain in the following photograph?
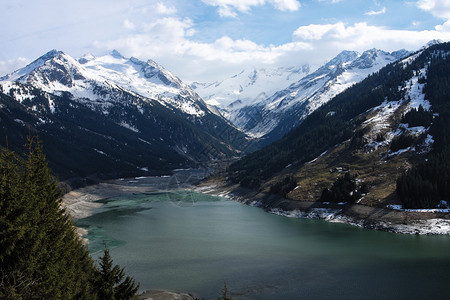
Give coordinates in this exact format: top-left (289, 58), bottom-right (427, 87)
top-left (0, 50), bottom-right (249, 180)
top-left (2, 49), bottom-right (210, 118)
top-left (191, 65), bottom-right (311, 108)
top-left (197, 48), bottom-right (410, 145)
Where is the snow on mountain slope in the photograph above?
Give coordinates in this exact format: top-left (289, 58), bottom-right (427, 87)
top-left (80, 50), bottom-right (207, 117)
top-left (1, 49), bottom-right (209, 117)
top-left (191, 65), bottom-right (311, 108)
top-left (211, 48), bottom-right (410, 140)
top-left (362, 51), bottom-right (433, 154)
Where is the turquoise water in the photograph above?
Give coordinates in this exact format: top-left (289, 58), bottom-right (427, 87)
top-left (77, 190), bottom-right (450, 299)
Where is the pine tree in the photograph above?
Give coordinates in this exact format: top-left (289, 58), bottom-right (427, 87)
top-left (0, 136), bottom-right (96, 298)
top-left (95, 248), bottom-right (139, 300)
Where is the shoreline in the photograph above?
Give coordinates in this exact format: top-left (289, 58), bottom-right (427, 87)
top-left (63, 174), bottom-right (450, 236)
top-left (63, 172), bottom-right (450, 236)
top-left (194, 181), bottom-right (450, 235)
top-left (63, 181), bottom-right (159, 219)
top-left (62, 168), bottom-right (211, 219)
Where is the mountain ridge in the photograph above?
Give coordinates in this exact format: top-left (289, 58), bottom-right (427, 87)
top-left (193, 47), bottom-right (411, 146)
top-left (0, 50), bottom-right (250, 182)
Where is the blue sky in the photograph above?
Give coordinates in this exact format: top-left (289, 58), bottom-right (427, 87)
top-left (1, 0), bottom-right (450, 82)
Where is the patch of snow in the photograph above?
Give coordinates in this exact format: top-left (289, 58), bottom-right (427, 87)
top-left (138, 138), bottom-right (152, 145)
top-left (387, 204), bottom-right (450, 213)
top-left (118, 121), bottom-right (139, 132)
top-left (93, 149), bottom-right (107, 156)
top-left (388, 147), bottom-right (412, 157)
top-left (270, 206), bottom-right (450, 235)
top-left (1, 82), bottom-right (35, 103)
top-left (305, 150), bottom-right (328, 164)
top-left (14, 119), bottom-right (25, 125)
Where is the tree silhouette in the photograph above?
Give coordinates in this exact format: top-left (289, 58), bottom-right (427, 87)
top-left (95, 247), bottom-right (139, 300)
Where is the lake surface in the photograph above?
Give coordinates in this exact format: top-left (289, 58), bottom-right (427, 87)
top-left (77, 190), bottom-right (450, 299)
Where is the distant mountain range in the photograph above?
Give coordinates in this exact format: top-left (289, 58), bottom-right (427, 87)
top-left (193, 48), bottom-right (411, 146)
top-left (0, 50), bottom-right (249, 182)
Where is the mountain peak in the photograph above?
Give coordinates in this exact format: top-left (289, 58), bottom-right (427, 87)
top-left (110, 49), bottom-right (125, 58)
top-left (425, 39), bottom-right (443, 48)
top-left (32, 49), bottom-right (66, 65)
top-left (0, 49), bottom-right (67, 82)
top-left (326, 50), bottom-right (359, 67)
top-left (41, 49), bottom-right (64, 60)
top-left (391, 49), bottom-right (410, 60)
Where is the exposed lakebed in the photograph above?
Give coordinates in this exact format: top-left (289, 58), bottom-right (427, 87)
top-left (74, 179), bottom-right (450, 299)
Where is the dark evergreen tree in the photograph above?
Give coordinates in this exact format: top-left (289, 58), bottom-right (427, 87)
top-left (270, 176), bottom-right (297, 197)
top-left (390, 133), bottom-right (416, 152)
top-left (0, 136), bottom-right (96, 298)
top-left (95, 248), bottom-right (139, 300)
top-left (320, 173), bottom-right (362, 204)
top-left (401, 105), bottom-right (433, 128)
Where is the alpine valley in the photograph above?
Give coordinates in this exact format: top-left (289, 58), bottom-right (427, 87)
top-left (2, 42), bottom-right (450, 221)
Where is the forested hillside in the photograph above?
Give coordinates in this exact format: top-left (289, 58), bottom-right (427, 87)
top-left (396, 46), bottom-right (450, 208)
top-left (227, 42), bottom-right (450, 209)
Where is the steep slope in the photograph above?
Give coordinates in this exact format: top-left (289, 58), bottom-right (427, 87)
top-left (227, 42), bottom-right (450, 210)
top-left (0, 50), bottom-right (249, 181)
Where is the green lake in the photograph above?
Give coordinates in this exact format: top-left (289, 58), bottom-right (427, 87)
top-left (77, 190), bottom-right (450, 299)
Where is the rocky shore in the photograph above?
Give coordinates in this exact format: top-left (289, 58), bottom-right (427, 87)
top-left (63, 173), bottom-right (450, 236)
top-left (194, 180), bottom-right (450, 235)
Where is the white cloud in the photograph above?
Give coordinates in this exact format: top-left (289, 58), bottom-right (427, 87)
top-left (94, 16), bottom-right (312, 82)
top-left (0, 57), bottom-right (29, 76)
top-left (2, 0), bottom-right (450, 85)
top-left (365, 7), bottom-right (386, 16)
top-left (436, 20), bottom-right (450, 31)
top-left (417, 0), bottom-right (450, 19)
top-left (93, 14), bottom-right (450, 83)
top-left (201, 0), bottom-right (301, 17)
top-left (293, 21), bottom-right (450, 52)
top-left (293, 23), bottom-right (338, 40)
top-left (218, 5), bottom-right (238, 18)
top-left (271, 0), bottom-right (301, 11)
top-left (155, 2), bottom-right (177, 15)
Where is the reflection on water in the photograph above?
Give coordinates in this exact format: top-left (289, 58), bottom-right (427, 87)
top-left (77, 190), bottom-right (450, 300)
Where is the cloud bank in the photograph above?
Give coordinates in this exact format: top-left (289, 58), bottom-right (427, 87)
top-left (1, 0), bottom-right (450, 83)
